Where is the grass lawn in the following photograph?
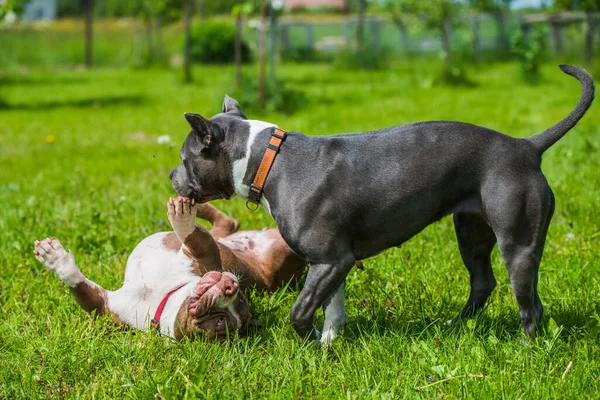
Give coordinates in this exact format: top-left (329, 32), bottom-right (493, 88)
top-left (1, 60), bottom-right (599, 398)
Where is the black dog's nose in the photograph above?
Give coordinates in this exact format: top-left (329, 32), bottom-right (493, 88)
top-left (169, 169), bottom-right (175, 180)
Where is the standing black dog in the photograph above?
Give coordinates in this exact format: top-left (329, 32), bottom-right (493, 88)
top-left (171, 65), bottom-right (594, 345)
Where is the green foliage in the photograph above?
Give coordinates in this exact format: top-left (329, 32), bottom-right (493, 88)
top-left (233, 73), bottom-right (308, 115)
top-left (0, 0), bottom-right (27, 18)
top-left (281, 46), bottom-right (333, 63)
top-left (511, 28), bottom-right (547, 83)
top-left (393, 0), bottom-right (463, 30)
top-left (100, 0), bottom-right (183, 21)
top-left (553, 0), bottom-right (600, 11)
top-left (1, 61), bottom-right (600, 399)
top-left (334, 47), bottom-right (391, 70)
top-left (188, 22), bottom-right (252, 64)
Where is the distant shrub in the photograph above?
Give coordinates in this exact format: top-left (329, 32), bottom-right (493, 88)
top-left (233, 74), bottom-right (308, 115)
top-left (280, 46), bottom-right (332, 63)
top-left (334, 46), bottom-right (390, 70)
top-left (511, 28), bottom-right (547, 83)
top-left (189, 22), bottom-right (252, 64)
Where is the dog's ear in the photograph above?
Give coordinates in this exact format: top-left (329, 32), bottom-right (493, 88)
top-left (184, 113), bottom-right (214, 149)
top-left (222, 94), bottom-right (247, 119)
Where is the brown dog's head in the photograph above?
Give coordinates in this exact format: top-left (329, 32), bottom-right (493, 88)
top-left (174, 271), bottom-right (256, 340)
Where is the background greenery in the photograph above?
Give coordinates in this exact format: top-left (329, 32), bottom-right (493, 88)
top-left (1, 1), bottom-right (600, 396)
top-left (1, 59), bottom-right (599, 398)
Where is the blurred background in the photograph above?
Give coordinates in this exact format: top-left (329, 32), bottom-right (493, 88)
top-left (0, 0), bottom-right (599, 114)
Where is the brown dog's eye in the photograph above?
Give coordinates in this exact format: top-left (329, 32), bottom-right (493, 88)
top-left (216, 317), bottom-right (225, 328)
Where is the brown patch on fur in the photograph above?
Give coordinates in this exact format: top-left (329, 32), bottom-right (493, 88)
top-left (196, 203), bottom-right (240, 240)
top-left (69, 281), bottom-right (110, 315)
top-left (172, 295), bottom-right (254, 341)
top-left (183, 227), bottom-right (222, 274)
top-left (173, 297), bottom-right (192, 340)
top-left (214, 229), bottom-right (308, 291)
top-left (162, 232), bottom-right (182, 253)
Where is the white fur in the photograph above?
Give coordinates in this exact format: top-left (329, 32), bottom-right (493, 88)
top-left (35, 239), bottom-right (85, 288)
top-left (231, 119), bottom-right (277, 214)
top-left (321, 282), bottom-right (346, 346)
top-left (106, 233), bottom-right (201, 334)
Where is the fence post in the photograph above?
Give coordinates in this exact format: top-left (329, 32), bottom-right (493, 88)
top-left (472, 14), bottom-right (481, 63)
top-left (370, 19), bottom-right (381, 49)
top-left (584, 12), bottom-right (595, 67)
top-left (280, 23), bottom-right (290, 51)
top-left (305, 23), bottom-right (314, 48)
top-left (550, 18), bottom-right (563, 55)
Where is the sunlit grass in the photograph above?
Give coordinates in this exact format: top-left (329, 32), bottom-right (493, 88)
top-left (0, 60), bottom-right (599, 398)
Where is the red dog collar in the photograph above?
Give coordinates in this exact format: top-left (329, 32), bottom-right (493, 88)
top-left (151, 284), bottom-right (186, 331)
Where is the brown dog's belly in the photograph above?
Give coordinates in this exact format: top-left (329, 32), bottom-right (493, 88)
top-left (217, 228), bottom-right (307, 291)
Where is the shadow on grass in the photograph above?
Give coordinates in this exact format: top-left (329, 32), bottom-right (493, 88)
top-left (0, 75), bottom-right (91, 86)
top-left (0, 94), bottom-right (146, 111)
top-left (342, 304), bottom-right (599, 343)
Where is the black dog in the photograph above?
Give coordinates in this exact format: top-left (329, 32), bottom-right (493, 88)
top-left (171, 65), bottom-right (594, 344)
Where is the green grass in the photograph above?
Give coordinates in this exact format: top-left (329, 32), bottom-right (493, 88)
top-left (1, 60), bottom-right (599, 398)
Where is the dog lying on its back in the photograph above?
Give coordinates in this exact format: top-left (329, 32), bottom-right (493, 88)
top-left (35, 197), bottom-right (306, 340)
top-left (170, 65), bottom-right (594, 345)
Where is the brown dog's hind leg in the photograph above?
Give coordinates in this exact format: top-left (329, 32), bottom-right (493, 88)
top-left (195, 203), bottom-right (240, 240)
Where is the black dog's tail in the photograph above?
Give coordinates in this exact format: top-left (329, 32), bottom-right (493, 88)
top-left (526, 65), bottom-right (595, 154)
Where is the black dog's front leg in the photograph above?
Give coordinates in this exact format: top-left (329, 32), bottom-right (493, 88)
top-left (290, 258), bottom-right (354, 341)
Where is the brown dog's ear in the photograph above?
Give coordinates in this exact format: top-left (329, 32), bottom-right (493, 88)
top-left (221, 94), bottom-right (247, 119)
top-left (184, 113), bottom-right (213, 148)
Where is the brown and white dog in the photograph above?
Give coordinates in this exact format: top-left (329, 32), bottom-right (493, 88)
top-left (34, 197), bottom-right (307, 340)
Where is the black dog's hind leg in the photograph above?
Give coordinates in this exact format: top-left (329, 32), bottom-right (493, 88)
top-left (486, 174), bottom-right (555, 339)
top-left (452, 212), bottom-right (498, 321)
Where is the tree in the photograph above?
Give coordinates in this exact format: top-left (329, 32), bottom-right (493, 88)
top-left (393, 1), bottom-right (462, 76)
top-left (83, 0), bottom-right (93, 68)
top-left (470, 0), bottom-right (513, 56)
top-left (386, 1), bottom-right (410, 53)
top-left (232, 2), bottom-right (253, 88)
top-left (357, 0), bottom-right (367, 49)
top-left (183, 0), bottom-right (194, 83)
top-left (554, 0), bottom-right (599, 67)
top-left (258, 0), bottom-right (267, 108)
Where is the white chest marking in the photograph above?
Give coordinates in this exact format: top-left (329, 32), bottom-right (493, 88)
top-left (231, 119), bottom-right (277, 214)
top-left (106, 232), bottom-right (201, 337)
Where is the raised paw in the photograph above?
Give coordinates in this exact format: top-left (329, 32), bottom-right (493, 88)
top-left (34, 238), bottom-right (83, 287)
top-left (168, 197), bottom-right (197, 239)
top-left (34, 238), bottom-right (71, 270)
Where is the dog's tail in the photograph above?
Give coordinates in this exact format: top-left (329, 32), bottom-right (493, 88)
top-left (525, 65), bottom-right (595, 154)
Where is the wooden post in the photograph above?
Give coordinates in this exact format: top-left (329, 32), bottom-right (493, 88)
top-left (155, 16), bottom-right (164, 61)
top-left (357, 0), bottom-right (365, 49)
top-left (305, 23), bottom-right (314, 47)
top-left (83, 0), bottom-right (93, 68)
top-left (472, 15), bottom-right (481, 63)
top-left (370, 19), bottom-right (381, 49)
top-left (441, 17), bottom-right (452, 75)
top-left (183, 0), bottom-right (193, 83)
top-left (145, 19), bottom-right (153, 63)
top-left (258, 0), bottom-right (267, 109)
top-left (268, 3), bottom-right (276, 93)
top-left (235, 13), bottom-right (242, 88)
top-left (550, 19), bottom-right (563, 55)
top-left (280, 23), bottom-right (290, 51)
top-left (492, 10), bottom-right (508, 52)
top-left (584, 12), bottom-right (595, 67)
top-left (520, 19), bottom-right (530, 41)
